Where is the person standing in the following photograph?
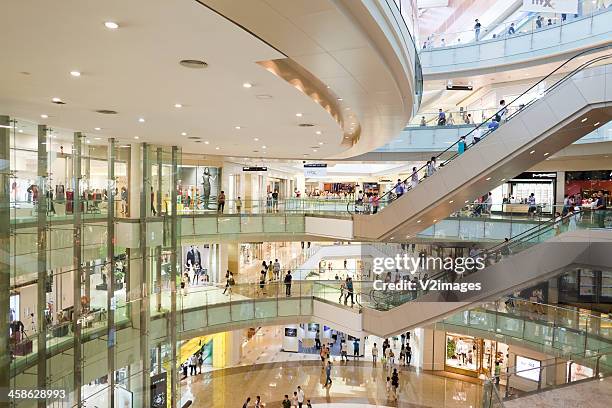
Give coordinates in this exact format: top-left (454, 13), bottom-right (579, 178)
top-left (372, 342), bottom-right (379, 364)
top-left (345, 277), bottom-right (354, 307)
top-left (235, 196), bottom-right (242, 213)
top-left (527, 193), bottom-right (537, 219)
top-left (391, 368), bottom-right (400, 400)
top-left (474, 19), bottom-right (482, 41)
top-left (296, 386), bottom-right (305, 408)
top-left (254, 395), bottom-right (263, 408)
top-left (410, 167), bottom-right (419, 189)
top-left (273, 259), bottom-right (281, 280)
top-left (189, 354), bottom-right (197, 376)
top-left (372, 193), bottom-right (380, 214)
top-left (458, 136), bottom-right (466, 155)
top-left (353, 338), bottom-right (360, 359)
top-left (394, 179), bottom-right (404, 199)
top-left (217, 190), bottom-right (226, 213)
top-left (284, 270), bottom-right (292, 296)
top-left (282, 395), bottom-right (291, 408)
top-left (341, 340), bottom-right (348, 362)
top-left (437, 108), bottom-right (446, 126)
top-left (242, 397), bottom-right (251, 408)
top-left (508, 22), bottom-right (515, 35)
top-left (406, 344), bottom-right (412, 365)
top-left (595, 190), bottom-right (607, 228)
top-left (150, 186), bottom-right (157, 215)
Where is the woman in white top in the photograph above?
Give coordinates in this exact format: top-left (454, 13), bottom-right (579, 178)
top-left (410, 167), bottom-right (419, 189)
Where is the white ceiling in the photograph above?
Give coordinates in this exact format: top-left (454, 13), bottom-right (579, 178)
top-left (0, 0), bottom-right (350, 158)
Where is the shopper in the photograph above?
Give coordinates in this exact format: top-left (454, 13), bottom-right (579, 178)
top-left (197, 353), bottom-right (203, 374)
top-left (282, 395), bottom-right (291, 408)
top-left (324, 360), bottom-right (333, 386)
top-left (420, 116), bottom-right (426, 126)
top-left (340, 340), bottom-right (348, 361)
top-left (406, 344), bottom-right (412, 365)
top-left (189, 354), bottom-right (197, 375)
top-left (394, 179), bottom-right (405, 198)
top-left (242, 397), bottom-right (251, 408)
top-left (235, 196), bottom-right (242, 213)
top-left (410, 166), bottom-right (419, 189)
top-left (150, 186), bottom-right (157, 215)
top-left (259, 270), bottom-right (266, 295)
top-left (254, 395), bottom-right (263, 408)
top-left (536, 16), bottom-right (543, 29)
top-left (296, 386), bottom-right (305, 408)
top-left (386, 376), bottom-right (392, 399)
top-left (437, 108), bottom-right (446, 126)
top-left (284, 270), bottom-right (292, 296)
top-left (595, 190), bottom-right (607, 228)
top-left (498, 99), bottom-right (508, 121)
top-left (306, 400), bottom-right (313, 408)
top-left (345, 277), bottom-right (354, 306)
top-left (273, 259), bottom-right (281, 280)
top-left (474, 19), bottom-right (482, 41)
top-left (494, 361), bottom-right (501, 385)
top-left (372, 342), bottom-right (379, 363)
top-left (458, 136), bottom-right (466, 155)
top-left (217, 190), bottom-right (226, 213)
top-left (507, 22), bottom-right (515, 35)
top-left (527, 193), bottom-right (537, 218)
top-left (391, 368), bottom-right (400, 400)
top-left (353, 338), bottom-right (360, 358)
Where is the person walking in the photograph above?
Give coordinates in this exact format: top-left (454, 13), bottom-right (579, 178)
top-left (345, 277), bottom-right (354, 307)
top-left (372, 342), bottom-right (379, 364)
top-left (437, 108), bottom-right (446, 126)
top-left (282, 395), bottom-right (292, 408)
top-left (242, 397), bottom-right (251, 408)
top-left (235, 196), bottom-right (242, 213)
top-left (222, 271), bottom-right (234, 295)
top-left (273, 259), bottom-right (281, 280)
top-left (254, 395), bottom-right (263, 408)
top-left (296, 386), bottom-right (305, 408)
top-left (595, 190), bottom-right (607, 228)
top-left (391, 368), bottom-right (400, 400)
top-left (324, 360), bottom-right (333, 387)
top-left (410, 166), bottom-right (419, 189)
top-left (284, 270), bottom-right (292, 296)
top-left (474, 19), bottom-right (482, 41)
top-left (406, 344), bottom-right (412, 366)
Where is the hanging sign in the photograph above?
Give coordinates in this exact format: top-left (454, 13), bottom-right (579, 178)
top-left (521, 0), bottom-right (578, 14)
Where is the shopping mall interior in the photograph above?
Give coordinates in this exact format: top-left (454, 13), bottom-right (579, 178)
top-left (1, 0), bottom-right (612, 407)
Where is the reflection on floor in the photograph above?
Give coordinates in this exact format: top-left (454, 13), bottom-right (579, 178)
top-left (181, 360), bottom-right (482, 407)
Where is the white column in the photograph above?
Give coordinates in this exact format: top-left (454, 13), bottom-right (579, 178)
top-left (129, 144), bottom-right (142, 217)
top-left (556, 171), bottom-right (565, 205)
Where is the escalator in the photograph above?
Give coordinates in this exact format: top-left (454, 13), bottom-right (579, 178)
top-left (359, 209), bottom-right (612, 337)
top-left (352, 46), bottom-right (612, 241)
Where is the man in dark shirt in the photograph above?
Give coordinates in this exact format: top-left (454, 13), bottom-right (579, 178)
top-left (595, 190), bottom-right (607, 228)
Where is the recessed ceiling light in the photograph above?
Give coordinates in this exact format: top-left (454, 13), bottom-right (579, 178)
top-left (485, 177), bottom-right (491, 181)
top-left (51, 97), bottom-right (62, 103)
top-left (243, 82), bottom-right (252, 88)
top-left (544, 152), bottom-right (549, 156)
top-left (134, 136), bottom-right (139, 139)
top-left (94, 127), bottom-right (101, 131)
top-left (138, 118), bottom-right (145, 123)
top-left (40, 114), bottom-right (48, 118)
top-left (337, 98), bottom-right (343, 101)
top-left (262, 145), bottom-right (267, 149)
top-left (95, 137), bottom-right (101, 140)
top-left (70, 71), bottom-right (81, 77)
top-left (581, 117), bottom-right (588, 123)
top-left (529, 150), bottom-right (535, 154)
top-left (179, 59), bottom-right (208, 69)
top-left (345, 107), bottom-right (350, 111)
top-left (318, 142), bottom-right (324, 145)
top-left (253, 138), bottom-right (259, 141)
top-left (344, 136), bottom-right (349, 139)
top-left (235, 126), bottom-right (241, 130)
top-left (501, 178), bottom-right (506, 181)
top-left (18, 129), bottom-right (23, 133)
top-left (296, 113), bottom-right (303, 117)
top-left (174, 103), bottom-right (182, 108)
top-left (104, 21), bottom-right (119, 29)
top-left (417, 220), bottom-right (422, 223)
top-left (86, 140), bottom-right (91, 144)
top-left (594, 122), bottom-right (600, 126)
top-left (215, 146), bottom-right (220, 150)
top-left (181, 132), bottom-right (187, 136)
top-left (433, 219), bottom-right (437, 222)
top-left (315, 130), bottom-right (322, 135)
top-left (449, 200), bottom-right (454, 203)
top-left (204, 141), bottom-right (210, 144)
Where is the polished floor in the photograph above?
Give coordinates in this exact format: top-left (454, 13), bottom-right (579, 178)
top-left (180, 360), bottom-right (483, 407)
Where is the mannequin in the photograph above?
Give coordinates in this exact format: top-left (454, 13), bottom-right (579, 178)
top-left (201, 167), bottom-right (216, 209)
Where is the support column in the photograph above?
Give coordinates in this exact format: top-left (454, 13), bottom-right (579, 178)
top-left (37, 125), bottom-right (49, 407)
top-left (170, 146), bottom-right (179, 408)
top-left (0, 116), bottom-right (12, 394)
top-left (555, 171), bottom-right (565, 205)
top-left (107, 137), bottom-right (116, 408)
top-left (139, 143), bottom-right (151, 407)
top-left (129, 144), bottom-right (141, 218)
top-left (73, 132), bottom-right (85, 406)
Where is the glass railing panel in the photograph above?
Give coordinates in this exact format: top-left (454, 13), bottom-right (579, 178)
top-left (553, 327), bottom-right (585, 353)
top-left (277, 299), bottom-right (300, 317)
top-left (263, 214), bottom-right (287, 233)
top-left (523, 320), bottom-right (554, 347)
top-left (495, 315), bottom-right (524, 337)
top-left (286, 215), bottom-right (306, 233)
top-left (300, 298), bottom-right (313, 315)
top-left (468, 309), bottom-right (496, 332)
top-left (206, 304), bottom-right (231, 326)
top-left (230, 301), bottom-right (255, 322)
top-left (254, 300), bottom-right (279, 319)
top-left (217, 216), bottom-right (240, 234)
top-left (240, 215), bottom-right (264, 233)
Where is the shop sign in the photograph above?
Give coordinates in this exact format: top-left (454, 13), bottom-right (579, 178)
top-left (304, 163), bottom-right (327, 177)
top-left (521, 0), bottom-right (578, 14)
top-left (514, 172), bottom-right (557, 180)
top-left (242, 166), bottom-right (267, 172)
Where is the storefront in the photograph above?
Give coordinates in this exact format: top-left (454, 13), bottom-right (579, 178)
top-left (565, 170), bottom-right (612, 206)
top-left (558, 269), bottom-right (612, 305)
top-left (177, 165), bottom-right (222, 211)
top-left (491, 172), bottom-right (556, 214)
top-left (444, 332), bottom-right (509, 378)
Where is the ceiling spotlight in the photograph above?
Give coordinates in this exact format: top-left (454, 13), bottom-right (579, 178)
top-left (501, 178), bottom-right (506, 181)
top-left (70, 71), bottom-right (81, 77)
top-left (52, 97), bottom-right (62, 103)
top-left (296, 113), bottom-right (303, 117)
top-left (485, 177), bottom-right (491, 181)
top-left (104, 21), bottom-right (119, 29)
top-left (215, 146), bottom-right (220, 150)
top-left (243, 82), bottom-right (252, 88)
top-left (594, 122), bottom-right (600, 126)
top-left (262, 145), bottom-right (267, 149)
top-left (529, 150), bottom-right (535, 154)
top-left (449, 200), bottom-right (454, 204)
top-left (417, 220), bottom-right (422, 223)
top-left (313, 149), bottom-right (318, 152)
top-left (181, 132), bottom-right (187, 136)
top-left (138, 118), bottom-right (145, 123)
top-left (95, 137), bottom-right (101, 140)
top-left (174, 103), bottom-right (182, 108)
top-left (134, 136), bottom-right (139, 139)
top-left (544, 152), bottom-right (549, 156)
top-left (315, 130), bottom-right (322, 135)
top-left (433, 219), bottom-right (438, 222)
top-left (234, 126), bottom-right (241, 130)
top-left (253, 138), bottom-right (259, 141)
top-left (86, 140), bottom-right (91, 144)
top-left (204, 141), bottom-right (209, 144)
top-left (337, 98), bottom-right (343, 101)
top-left (40, 114), bottom-right (48, 119)
top-left (345, 107), bottom-right (351, 111)
top-left (94, 127), bottom-right (101, 131)
top-left (318, 142), bottom-right (324, 145)
top-left (18, 129), bottom-right (23, 133)
top-left (581, 117), bottom-right (588, 123)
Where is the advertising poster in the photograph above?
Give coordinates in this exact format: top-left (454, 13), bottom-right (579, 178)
top-left (521, 0), bottom-right (578, 14)
top-left (150, 372), bottom-right (167, 408)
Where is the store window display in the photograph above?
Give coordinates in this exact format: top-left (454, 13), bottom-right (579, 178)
top-left (445, 333), bottom-right (508, 377)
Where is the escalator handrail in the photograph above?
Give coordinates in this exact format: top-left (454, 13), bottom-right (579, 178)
top-left (376, 44), bottom-right (612, 209)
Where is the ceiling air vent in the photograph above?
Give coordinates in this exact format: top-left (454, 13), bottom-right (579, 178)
top-left (179, 59), bottom-right (208, 69)
top-left (299, 123), bottom-right (315, 127)
top-left (95, 109), bottom-right (118, 115)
